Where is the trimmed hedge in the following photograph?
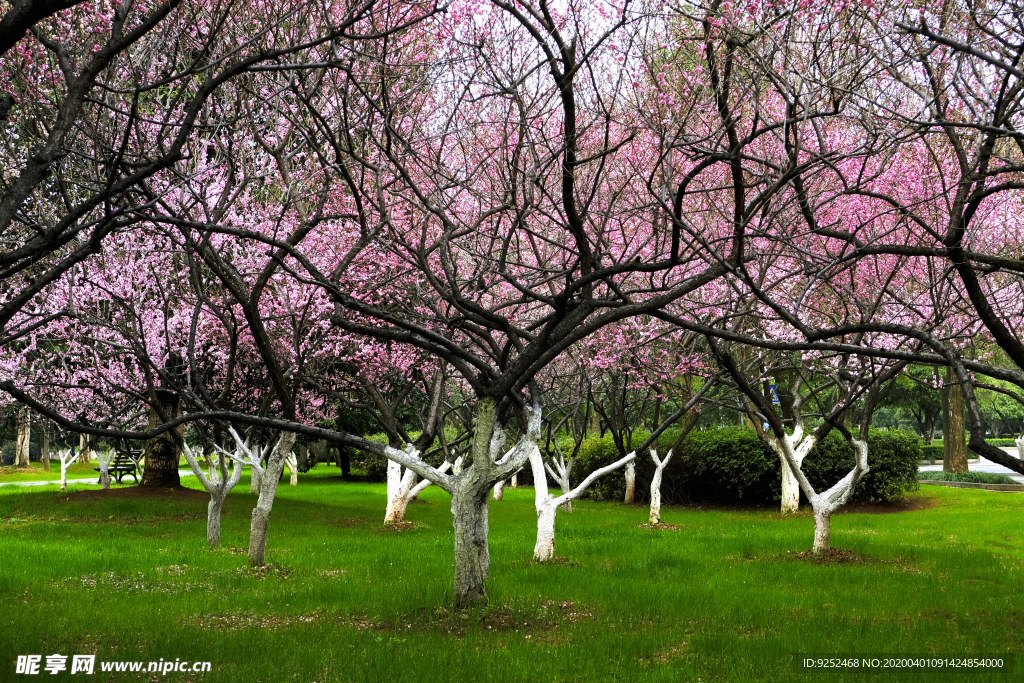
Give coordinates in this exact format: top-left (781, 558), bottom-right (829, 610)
top-left (575, 428), bottom-right (920, 506)
top-left (920, 439), bottom-right (1019, 462)
top-left (918, 471), bottom-right (1017, 485)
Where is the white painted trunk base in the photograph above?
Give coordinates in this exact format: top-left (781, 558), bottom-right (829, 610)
top-left (96, 451), bottom-right (114, 490)
top-left (285, 452), bottom-right (298, 486)
top-left (809, 439), bottom-right (869, 553)
top-left (58, 449), bottom-right (78, 491)
top-left (385, 449), bottom-right (451, 524)
top-left (529, 445), bottom-right (635, 562)
top-left (534, 500), bottom-right (557, 562)
top-left (780, 461), bottom-right (800, 513)
top-left (624, 461), bottom-right (635, 503)
top-left (649, 448), bottom-right (673, 525)
top-left (182, 432), bottom-right (246, 549)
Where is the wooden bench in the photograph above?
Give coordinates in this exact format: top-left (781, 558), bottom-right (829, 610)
top-left (95, 451), bottom-right (140, 484)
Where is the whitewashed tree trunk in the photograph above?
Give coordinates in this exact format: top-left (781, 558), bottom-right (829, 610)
top-left (510, 473), bottom-right (518, 488)
top-left (182, 431), bottom-right (245, 549)
top-left (768, 426), bottom-right (869, 553)
top-left (452, 456), bottom-right (464, 475)
top-left (779, 455), bottom-right (802, 513)
top-left (58, 449), bottom-right (79, 491)
top-left (766, 426), bottom-right (816, 514)
top-left (248, 445), bottom-right (266, 494)
top-left (15, 406), bottom-right (31, 468)
top-left (493, 480), bottom-right (504, 500)
top-left (128, 452), bottom-right (144, 479)
top-left (1015, 435), bottom-right (1024, 457)
top-left (247, 432), bottom-right (295, 565)
top-left (809, 439), bottom-right (869, 553)
top-left (207, 494), bottom-right (225, 546)
top-left (285, 451), bottom-right (298, 486)
top-left (529, 444), bottom-right (636, 562)
top-left (204, 452), bottom-right (219, 483)
top-left (95, 450), bottom-right (114, 490)
top-left (385, 446), bottom-right (451, 524)
top-left (649, 447), bottom-right (674, 525)
top-left (544, 454), bottom-right (574, 512)
top-left (624, 461), bottom-right (635, 503)
top-left (534, 498), bottom-right (557, 561)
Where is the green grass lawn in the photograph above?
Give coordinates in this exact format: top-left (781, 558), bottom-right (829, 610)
top-left (0, 461), bottom-right (109, 482)
top-left (0, 460), bottom-right (202, 483)
top-left (0, 469), bottom-right (1021, 682)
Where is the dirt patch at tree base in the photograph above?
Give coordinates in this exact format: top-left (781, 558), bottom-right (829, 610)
top-left (785, 548), bottom-right (870, 565)
top-left (637, 522), bottom-right (688, 531)
top-left (377, 521), bottom-right (429, 532)
top-left (524, 556), bottom-right (581, 567)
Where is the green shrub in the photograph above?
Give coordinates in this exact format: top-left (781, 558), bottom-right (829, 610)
top-left (917, 471), bottom-right (1018, 485)
top-left (920, 439), bottom-right (1017, 462)
top-left (575, 428), bottom-right (920, 506)
top-left (803, 430), bottom-right (921, 503)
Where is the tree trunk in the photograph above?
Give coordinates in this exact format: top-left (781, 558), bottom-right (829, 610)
top-left (208, 494), bottom-right (225, 548)
top-left (451, 485), bottom-right (490, 608)
top-left (286, 451), bottom-right (298, 486)
top-left (510, 473), bottom-right (518, 488)
top-left (139, 390), bottom-right (182, 487)
top-left (813, 509), bottom-right (831, 553)
top-left (808, 438), bottom-right (870, 553)
top-left (384, 491), bottom-right (411, 524)
top-left (624, 461), bottom-right (635, 503)
top-left (248, 432), bottom-right (294, 567)
top-left (780, 458), bottom-right (800, 513)
top-left (59, 451), bottom-right (77, 491)
top-left (649, 449), bottom-right (673, 525)
top-left (534, 499), bottom-right (557, 562)
top-left (98, 453), bottom-right (111, 490)
top-left (78, 433), bottom-right (91, 465)
top-left (385, 458), bottom-right (413, 524)
top-left (41, 425), bottom-right (50, 471)
top-left (946, 369), bottom-right (968, 473)
top-left (15, 406), bottom-right (31, 468)
top-left (941, 375), bottom-right (951, 470)
top-left (250, 460), bottom-right (263, 494)
top-left (493, 480), bottom-right (504, 500)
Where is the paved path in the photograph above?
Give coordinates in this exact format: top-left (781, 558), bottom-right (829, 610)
top-left (919, 447), bottom-right (1024, 483)
top-left (0, 470), bottom-right (197, 488)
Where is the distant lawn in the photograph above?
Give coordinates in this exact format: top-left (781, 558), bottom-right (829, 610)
top-left (0, 471), bottom-right (1021, 682)
top-left (0, 460), bottom-right (197, 483)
